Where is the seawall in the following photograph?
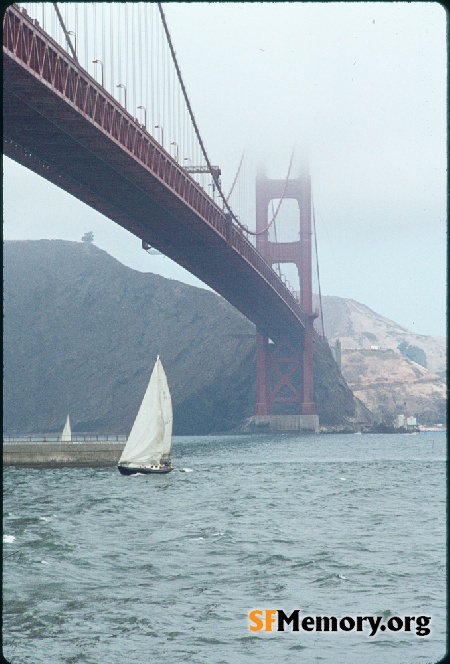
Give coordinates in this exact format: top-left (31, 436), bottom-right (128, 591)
top-left (3, 441), bottom-right (124, 468)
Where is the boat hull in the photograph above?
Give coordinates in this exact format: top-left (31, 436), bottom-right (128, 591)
top-left (117, 465), bottom-right (173, 475)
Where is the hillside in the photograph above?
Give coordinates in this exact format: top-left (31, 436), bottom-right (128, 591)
top-left (318, 296), bottom-right (447, 424)
top-left (3, 240), bottom-right (363, 435)
top-left (319, 295), bottom-right (446, 375)
top-left (341, 349), bottom-right (446, 425)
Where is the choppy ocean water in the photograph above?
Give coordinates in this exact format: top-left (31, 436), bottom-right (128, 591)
top-left (3, 432), bottom-right (446, 664)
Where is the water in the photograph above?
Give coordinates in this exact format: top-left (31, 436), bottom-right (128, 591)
top-left (3, 432), bottom-right (446, 664)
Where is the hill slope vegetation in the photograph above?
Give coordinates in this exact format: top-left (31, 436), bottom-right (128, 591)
top-left (4, 240), bottom-right (362, 435)
top-left (319, 296), bottom-right (446, 424)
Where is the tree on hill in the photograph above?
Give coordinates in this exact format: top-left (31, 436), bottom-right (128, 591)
top-left (81, 231), bottom-right (94, 244)
top-left (398, 341), bottom-right (427, 368)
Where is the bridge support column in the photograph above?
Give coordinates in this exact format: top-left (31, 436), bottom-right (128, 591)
top-left (254, 331), bottom-right (319, 428)
top-left (254, 165), bottom-right (318, 431)
top-left (301, 317), bottom-right (315, 415)
top-left (255, 332), bottom-right (269, 416)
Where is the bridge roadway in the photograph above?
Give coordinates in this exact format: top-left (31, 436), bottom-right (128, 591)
top-left (3, 4), bottom-right (307, 342)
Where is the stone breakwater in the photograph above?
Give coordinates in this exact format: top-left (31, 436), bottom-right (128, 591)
top-left (3, 441), bottom-right (124, 468)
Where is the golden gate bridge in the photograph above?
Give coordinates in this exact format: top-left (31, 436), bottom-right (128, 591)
top-left (3, 2), bottom-right (328, 431)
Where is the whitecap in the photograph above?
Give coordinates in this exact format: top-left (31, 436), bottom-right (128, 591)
top-left (340, 478), bottom-right (346, 481)
top-left (3, 535), bottom-right (15, 543)
top-left (39, 517), bottom-right (50, 521)
top-left (130, 473), bottom-right (145, 477)
top-left (41, 560), bottom-right (49, 565)
top-left (338, 574), bottom-right (347, 580)
top-left (179, 468), bottom-right (193, 473)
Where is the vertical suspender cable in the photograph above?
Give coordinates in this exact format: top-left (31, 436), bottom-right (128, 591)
top-left (84, 4), bottom-right (87, 68)
top-left (75, 4), bottom-right (78, 67)
top-left (145, 5), bottom-right (151, 127)
top-left (132, 5), bottom-right (136, 114)
top-left (156, 7), bottom-right (160, 126)
top-left (101, 3), bottom-right (105, 90)
top-left (162, 23), bottom-right (166, 139)
top-left (93, 3), bottom-right (96, 71)
top-left (138, 3), bottom-right (143, 111)
top-left (110, 5), bottom-right (114, 92)
top-left (118, 4), bottom-right (122, 90)
top-left (124, 4), bottom-right (127, 100)
top-left (150, 5), bottom-right (155, 129)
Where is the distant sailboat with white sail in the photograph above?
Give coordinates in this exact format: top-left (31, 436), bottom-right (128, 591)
top-left (117, 356), bottom-right (173, 475)
top-left (61, 415), bottom-right (72, 442)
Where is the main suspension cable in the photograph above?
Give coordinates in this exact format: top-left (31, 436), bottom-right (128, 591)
top-left (248, 147), bottom-right (295, 237)
top-left (157, 3), bottom-right (238, 221)
top-left (272, 201), bottom-right (282, 277)
top-left (312, 194), bottom-right (325, 338)
top-left (52, 2), bottom-right (78, 62)
top-left (226, 150), bottom-right (245, 202)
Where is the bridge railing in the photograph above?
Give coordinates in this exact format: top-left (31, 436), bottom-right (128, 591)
top-left (4, 4), bottom-right (307, 329)
top-left (3, 6), bottom-right (224, 229)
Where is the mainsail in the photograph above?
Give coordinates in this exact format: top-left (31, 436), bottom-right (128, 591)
top-left (119, 357), bottom-right (173, 467)
top-left (61, 415), bottom-right (72, 442)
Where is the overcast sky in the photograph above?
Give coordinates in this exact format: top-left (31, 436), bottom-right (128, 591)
top-left (3, 2), bottom-right (446, 337)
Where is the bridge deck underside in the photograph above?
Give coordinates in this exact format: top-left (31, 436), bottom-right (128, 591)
top-left (4, 53), bottom-right (304, 342)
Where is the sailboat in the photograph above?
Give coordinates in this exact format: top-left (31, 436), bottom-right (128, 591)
top-left (61, 415), bottom-right (72, 442)
top-left (117, 356), bottom-right (173, 475)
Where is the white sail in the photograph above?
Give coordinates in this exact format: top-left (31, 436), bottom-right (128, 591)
top-left (119, 357), bottom-right (173, 467)
top-left (61, 415), bottom-right (72, 442)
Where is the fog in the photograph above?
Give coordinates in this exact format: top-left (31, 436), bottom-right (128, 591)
top-left (3, 2), bottom-right (446, 336)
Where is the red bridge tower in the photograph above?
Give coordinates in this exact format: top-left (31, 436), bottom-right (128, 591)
top-left (254, 167), bottom-right (318, 431)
